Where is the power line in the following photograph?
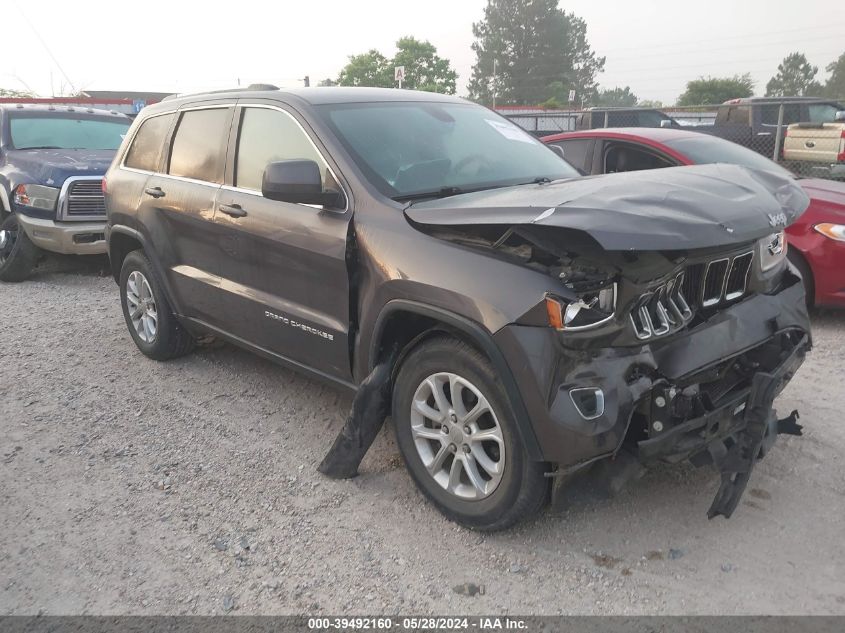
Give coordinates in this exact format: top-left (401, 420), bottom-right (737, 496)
top-left (595, 22), bottom-right (845, 55)
top-left (12, 0), bottom-right (77, 95)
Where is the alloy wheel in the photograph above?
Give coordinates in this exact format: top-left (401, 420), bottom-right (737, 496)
top-left (410, 372), bottom-right (505, 500)
top-left (126, 270), bottom-right (158, 343)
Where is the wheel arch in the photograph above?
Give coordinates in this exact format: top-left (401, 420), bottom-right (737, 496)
top-left (370, 299), bottom-right (543, 461)
top-left (108, 224), bottom-right (183, 316)
top-left (787, 247), bottom-right (815, 307)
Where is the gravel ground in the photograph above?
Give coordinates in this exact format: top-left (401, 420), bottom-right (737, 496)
top-left (1, 256), bottom-right (844, 616)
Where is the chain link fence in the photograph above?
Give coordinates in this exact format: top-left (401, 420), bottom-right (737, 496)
top-left (501, 99), bottom-right (845, 181)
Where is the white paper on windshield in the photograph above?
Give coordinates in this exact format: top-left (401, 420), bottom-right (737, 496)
top-left (485, 119), bottom-right (535, 144)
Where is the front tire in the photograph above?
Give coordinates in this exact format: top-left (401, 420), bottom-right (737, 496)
top-left (0, 214), bottom-right (40, 282)
top-left (392, 336), bottom-right (548, 531)
top-left (119, 250), bottom-right (194, 360)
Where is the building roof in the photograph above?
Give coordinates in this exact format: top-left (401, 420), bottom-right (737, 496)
top-left (0, 103), bottom-right (129, 117)
top-left (80, 90), bottom-right (173, 103)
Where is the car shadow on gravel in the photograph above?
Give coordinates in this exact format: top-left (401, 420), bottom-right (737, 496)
top-left (26, 253), bottom-right (111, 280)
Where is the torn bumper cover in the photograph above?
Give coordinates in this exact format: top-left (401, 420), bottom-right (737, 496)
top-left (493, 271), bottom-right (811, 518)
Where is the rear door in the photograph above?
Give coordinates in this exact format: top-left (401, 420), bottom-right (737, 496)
top-left (212, 102), bottom-right (353, 381)
top-left (138, 102), bottom-right (235, 326)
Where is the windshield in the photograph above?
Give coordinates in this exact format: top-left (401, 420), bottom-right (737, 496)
top-left (9, 115), bottom-right (130, 150)
top-left (808, 103), bottom-right (845, 123)
top-left (665, 135), bottom-right (795, 179)
top-left (316, 102), bottom-right (578, 199)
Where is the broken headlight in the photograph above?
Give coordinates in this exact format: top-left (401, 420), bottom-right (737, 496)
top-left (545, 283), bottom-right (616, 331)
top-left (759, 230), bottom-right (787, 271)
top-left (14, 184), bottom-right (59, 211)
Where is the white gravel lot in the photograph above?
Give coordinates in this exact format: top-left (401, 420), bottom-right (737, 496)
top-left (1, 256), bottom-right (844, 616)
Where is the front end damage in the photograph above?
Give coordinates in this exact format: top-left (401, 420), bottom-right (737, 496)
top-left (493, 264), bottom-right (810, 519)
top-left (404, 164), bottom-right (812, 518)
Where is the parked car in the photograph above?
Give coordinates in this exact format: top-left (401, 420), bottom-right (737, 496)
top-left (543, 127), bottom-right (845, 309)
top-left (574, 107), bottom-right (678, 130)
top-left (105, 87), bottom-right (810, 530)
top-left (783, 114), bottom-right (845, 180)
top-left (693, 97), bottom-right (845, 159)
top-left (0, 104), bottom-right (132, 281)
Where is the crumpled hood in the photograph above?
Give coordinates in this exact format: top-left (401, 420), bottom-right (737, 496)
top-left (405, 164), bottom-right (810, 251)
top-left (5, 149), bottom-right (115, 186)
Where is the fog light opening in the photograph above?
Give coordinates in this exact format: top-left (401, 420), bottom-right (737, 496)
top-left (570, 387), bottom-right (605, 420)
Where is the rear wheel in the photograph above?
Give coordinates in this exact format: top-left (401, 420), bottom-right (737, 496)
top-left (119, 250), bottom-right (194, 360)
top-left (392, 336), bottom-right (548, 531)
top-left (0, 214), bottom-right (39, 282)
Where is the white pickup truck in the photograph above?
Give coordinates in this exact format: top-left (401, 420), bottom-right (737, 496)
top-left (784, 111), bottom-right (845, 180)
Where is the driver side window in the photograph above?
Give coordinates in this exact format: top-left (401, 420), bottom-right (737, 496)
top-left (235, 107), bottom-right (337, 193)
top-left (603, 143), bottom-right (675, 173)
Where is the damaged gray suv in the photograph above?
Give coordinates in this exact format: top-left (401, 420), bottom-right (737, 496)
top-left (104, 87), bottom-right (811, 530)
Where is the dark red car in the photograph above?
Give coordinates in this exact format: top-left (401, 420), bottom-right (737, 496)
top-left (543, 127), bottom-right (845, 308)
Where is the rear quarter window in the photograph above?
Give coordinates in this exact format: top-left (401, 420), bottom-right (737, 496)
top-left (548, 138), bottom-right (594, 173)
top-left (124, 113), bottom-right (175, 172)
top-left (167, 108), bottom-right (231, 183)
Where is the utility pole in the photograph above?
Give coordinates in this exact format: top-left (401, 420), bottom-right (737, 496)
top-left (492, 59), bottom-right (498, 109)
top-left (303, 76), bottom-right (310, 88)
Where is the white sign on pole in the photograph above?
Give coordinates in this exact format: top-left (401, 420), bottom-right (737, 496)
top-left (395, 66), bottom-right (405, 89)
top-left (568, 89), bottom-right (576, 103)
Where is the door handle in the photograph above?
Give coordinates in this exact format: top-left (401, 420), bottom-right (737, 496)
top-left (219, 203), bottom-right (247, 218)
top-left (144, 187), bottom-right (165, 198)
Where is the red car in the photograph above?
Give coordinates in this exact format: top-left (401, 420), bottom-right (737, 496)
top-left (543, 128), bottom-right (845, 308)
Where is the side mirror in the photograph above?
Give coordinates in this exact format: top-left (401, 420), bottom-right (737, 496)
top-left (548, 144), bottom-right (566, 159)
top-left (261, 159), bottom-right (344, 208)
top-left (835, 111), bottom-right (845, 122)
top-left (659, 119), bottom-right (674, 128)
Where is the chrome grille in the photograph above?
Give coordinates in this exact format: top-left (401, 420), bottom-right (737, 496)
top-left (65, 178), bottom-right (105, 217)
top-left (630, 251), bottom-right (753, 340)
top-left (630, 271), bottom-right (692, 340)
top-left (725, 252), bottom-right (753, 301)
top-left (702, 258), bottom-right (730, 307)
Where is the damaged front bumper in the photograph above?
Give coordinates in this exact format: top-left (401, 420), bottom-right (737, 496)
top-left (493, 270), bottom-right (811, 517)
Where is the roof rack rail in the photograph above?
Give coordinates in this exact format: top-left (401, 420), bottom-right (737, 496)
top-left (161, 84), bottom-right (280, 102)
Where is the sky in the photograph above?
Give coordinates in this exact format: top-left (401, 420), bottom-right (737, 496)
top-left (2, 0), bottom-right (844, 105)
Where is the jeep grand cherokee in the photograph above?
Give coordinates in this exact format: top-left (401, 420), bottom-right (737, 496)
top-left (104, 87), bottom-right (811, 530)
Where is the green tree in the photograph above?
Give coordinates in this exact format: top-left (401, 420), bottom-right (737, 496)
top-left (467, 0), bottom-right (605, 106)
top-left (676, 74), bottom-right (754, 105)
top-left (824, 52), bottom-right (845, 100)
top-left (765, 52), bottom-right (823, 97)
top-left (336, 38), bottom-right (457, 93)
top-left (317, 78), bottom-right (338, 87)
top-left (594, 86), bottom-right (638, 107)
top-left (638, 99), bottom-right (664, 108)
top-left (337, 50), bottom-right (393, 88)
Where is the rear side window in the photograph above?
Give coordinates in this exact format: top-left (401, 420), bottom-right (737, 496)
top-left (548, 138), bottom-right (594, 173)
top-left (235, 107), bottom-right (334, 192)
top-left (124, 113), bottom-right (175, 172)
top-left (168, 108), bottom-right (231, 183)
top-left (760, 104), bottom-right (800, 125)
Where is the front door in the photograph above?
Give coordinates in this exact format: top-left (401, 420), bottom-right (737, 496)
top-left (213, 104), bottom-right (353, 382)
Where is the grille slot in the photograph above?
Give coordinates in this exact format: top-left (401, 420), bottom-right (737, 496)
top-left (65, 178), bottom-right (106, 217)
top-left (725, 252), bottom-right (753, 300)
top-left (628, 252), bottom-right (753, 341)
top-left (702, 258), bottom-right (729, 307)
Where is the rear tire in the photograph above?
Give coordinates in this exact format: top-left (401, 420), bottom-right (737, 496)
top-left (119, 250), bottom-right (194, 360)
top-left (392, 336), bottom-right (548, 531)
top-left (0, 214), bottom-right (40, 282)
